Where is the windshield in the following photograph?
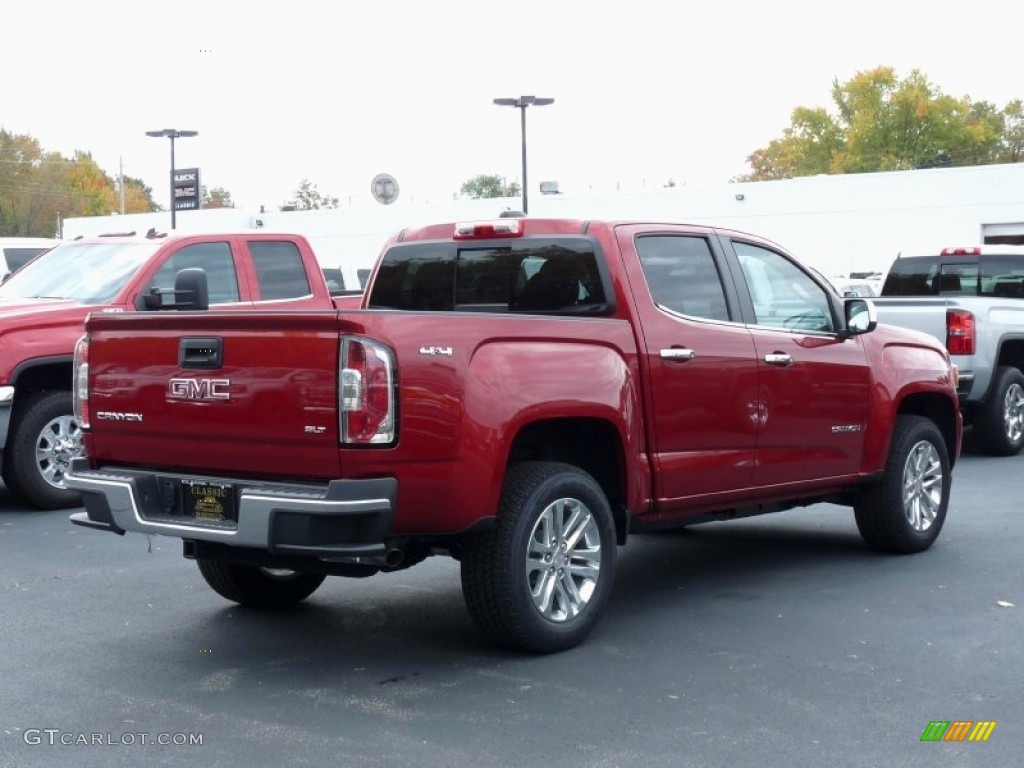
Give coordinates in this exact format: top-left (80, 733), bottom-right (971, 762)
top-left (0, 241), bottom-right (164, 303)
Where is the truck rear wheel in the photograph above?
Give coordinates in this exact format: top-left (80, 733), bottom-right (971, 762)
top-left (196, 558), bottom-right (326, 610)
top-left (975, 366), bottom-right (1024, 456)
top-left (460, 461), bottom-right (617, 653)
top-left (854, 415), bottom-right (950, 554)
top-left (2, 390), bottom-right (83, 509)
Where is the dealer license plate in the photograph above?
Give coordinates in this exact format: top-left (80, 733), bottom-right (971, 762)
top-left (181, 480), bottom-right (237, 522)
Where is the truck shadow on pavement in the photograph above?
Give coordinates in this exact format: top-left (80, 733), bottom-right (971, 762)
top-left (105, 507), bottom-right (906, 681)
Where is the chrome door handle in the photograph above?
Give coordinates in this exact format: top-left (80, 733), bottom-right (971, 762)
top-left (764, 353), bottom-right (793, 366)
top-left (660, 348), bottom-right (695, 362)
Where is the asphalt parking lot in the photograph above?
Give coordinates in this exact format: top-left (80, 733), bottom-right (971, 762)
top-left (1, 436), bottom-right (1021, 768)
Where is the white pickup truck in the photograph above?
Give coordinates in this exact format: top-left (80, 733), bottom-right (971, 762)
top-left (872, 246), bottom-right (1024, 455)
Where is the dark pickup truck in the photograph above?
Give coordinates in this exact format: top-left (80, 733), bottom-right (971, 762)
top-left (0, 230), bottom-right (345, 508)
top-left (66, 217), bottom-right (961, 652)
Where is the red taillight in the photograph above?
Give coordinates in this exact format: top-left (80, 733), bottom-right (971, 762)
top-left (947, 309), bottom-right (975, 355)
top-left (940, 247), bottom-right (981, 256)
top-left (339, 337), bottom-right (395, 444)
top-left (453, 219), bottom-right (523, 239)
top-left (73, 334), bottom-right (90, 429)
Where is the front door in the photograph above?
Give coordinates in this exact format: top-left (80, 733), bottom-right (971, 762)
top-left (727, 238), bottom-right (871, 486)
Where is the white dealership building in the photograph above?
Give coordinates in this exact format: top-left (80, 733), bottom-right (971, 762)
top-left (62, 162), bottom-right (1024, 289)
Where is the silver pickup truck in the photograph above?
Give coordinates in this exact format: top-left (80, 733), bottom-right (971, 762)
top-left (872, 246), bottom-right (1024, 455)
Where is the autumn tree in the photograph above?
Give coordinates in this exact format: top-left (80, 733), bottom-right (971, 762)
top-left (0, 130), bottom-right (159, 235)
top-left (459, 174), bottom-right (521, 199)
top-left (738, 67), bottom-right (1020, 181)
top-left (120, 176), bottom-right (160, 214)
top-left (201, 185), bottom-right (234, 209)
top-left (284, 178), bottom-right (338, 210)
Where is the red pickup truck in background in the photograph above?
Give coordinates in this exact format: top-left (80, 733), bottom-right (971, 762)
top-left (66, 217), bottom-right (961, 652)
top-left (0, 230), bottom-right (350, 509)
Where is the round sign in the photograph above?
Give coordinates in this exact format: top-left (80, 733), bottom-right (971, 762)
top-left (371, 173), bottom-right (399, 205)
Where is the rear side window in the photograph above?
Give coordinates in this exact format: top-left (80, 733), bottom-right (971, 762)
top-left (248, 240), bottom-right (312, 300)
top-left (635, 235), bottom-right (729, 321)
top-left (368, 238), bottom-right (610, 315)
top-left (148, 242), bottom-right (240, 304)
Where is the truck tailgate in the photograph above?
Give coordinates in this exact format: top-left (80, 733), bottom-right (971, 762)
top-left (85, 311), bottom-right (343, 480)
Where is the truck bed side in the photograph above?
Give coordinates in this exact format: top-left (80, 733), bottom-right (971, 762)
top-left (82, 309), bottom-right (643, 535)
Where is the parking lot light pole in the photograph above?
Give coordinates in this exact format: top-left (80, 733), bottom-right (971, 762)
top-left (146, 129), bottom-right (198, 229)
top-left (492, 96), bottom-right (553, 214)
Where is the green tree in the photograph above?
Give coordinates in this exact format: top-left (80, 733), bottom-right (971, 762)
top-left (285, 178), bottom-right (338, 210)
top-left (1000, 100), bottom-right (1024, 163)
top-left (0, 130), bottom-right (45, 235)
top-left (201, 185), bottom-right (234, 209)
top-left (737, 67), bottom-right (1019, 181)
top-left (459, 174), bottom-right (521, 199)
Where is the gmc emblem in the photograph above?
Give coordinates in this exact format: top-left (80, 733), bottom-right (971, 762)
top-left (168, 378), bottom-right (231, 401)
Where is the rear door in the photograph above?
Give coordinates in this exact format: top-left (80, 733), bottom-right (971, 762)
top-left (724, 236), bottom-right (871, 486)
top-left (238, 237), bottom-right (332, 308)
top-left (616, 225), bottom-right (760, 509)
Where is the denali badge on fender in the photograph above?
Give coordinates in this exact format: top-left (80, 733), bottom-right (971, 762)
top-left (168, 378), bottom-right (231, 401)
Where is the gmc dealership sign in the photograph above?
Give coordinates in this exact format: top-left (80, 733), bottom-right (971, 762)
top-left (172, 168), bottom-right (201, 211)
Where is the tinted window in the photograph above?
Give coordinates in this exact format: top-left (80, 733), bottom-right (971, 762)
top-left (148, 242), bottom-right (239, 304)
top-left (249, 241), bottom-right (312, 300)
top-left (881, 257), bottom-right (980, 296)
top-left (981, 254), bottom-right (1024, 298)
top-left (882, 257), bottom-right (938, 295)
top-left (368, 238), bottom-right (609, 315)
top-left (370, 246), bottom-right (454, 311)
top-left (734, 241), bottom-right (835, 333)
top-left (635, 235), bottom-right (729, 321)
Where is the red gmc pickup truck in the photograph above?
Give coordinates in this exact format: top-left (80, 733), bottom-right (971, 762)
top-left (66, 217), bottom-right (961, 653)
top-left (0, 230), bottom-right (351, 509)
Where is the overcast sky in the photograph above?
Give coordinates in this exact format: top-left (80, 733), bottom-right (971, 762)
top-left (2, 0), bottom-right (1021, 212)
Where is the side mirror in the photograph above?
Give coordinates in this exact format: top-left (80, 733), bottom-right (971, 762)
top-left (844, 298), bottom-right (877, 336)
top-left (139, 268), bottom-right (209, 311)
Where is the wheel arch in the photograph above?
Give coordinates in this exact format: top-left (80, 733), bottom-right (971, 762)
top-left (895, 392), bottom-right (960, 467)
top-left (9, 357), bottom-right (74, 402)
top-left (994, 337), bottom-right (1024, 374)
top-left (506, 416), bottom-right (631, 544)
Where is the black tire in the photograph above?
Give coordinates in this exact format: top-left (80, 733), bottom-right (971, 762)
top-left (2, 390), bottom-right (83, 510)
top-left (460, 461), bottom-right (617, 653)
top-left (975, 366), bottom-right (1024, 456)
top-left (196, 558), bottom-right (326, 610)
top-left (854, 415), bottom-right (951, 554)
